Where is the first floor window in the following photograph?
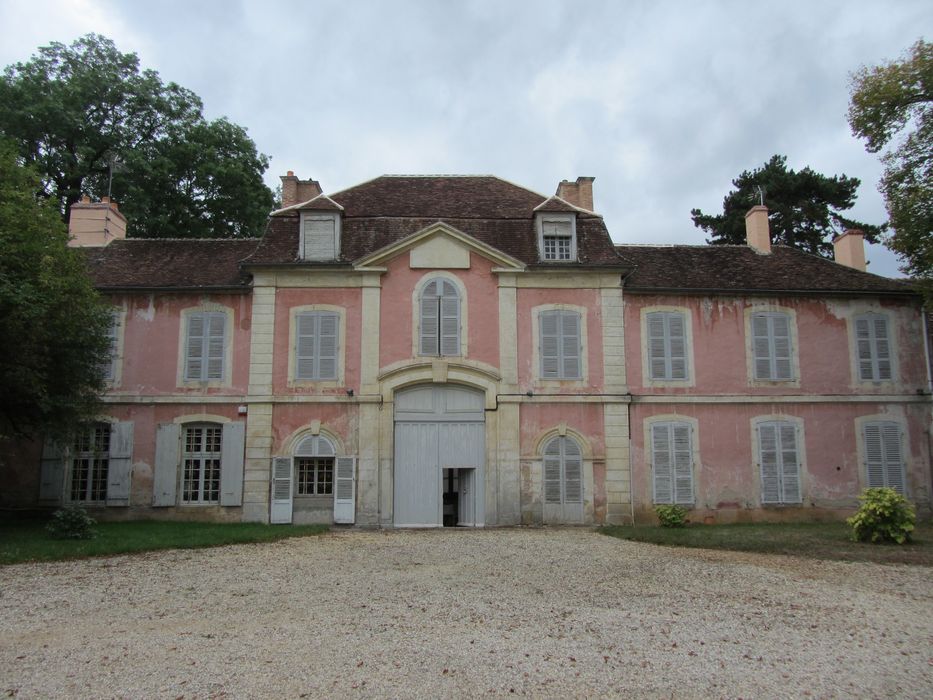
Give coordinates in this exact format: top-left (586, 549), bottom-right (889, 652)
top-left (864, 421), bottom-right (905, 492)
top-left (855, 314), bottom-right (893, 382)
top-left (647, 311), bottom-right (688, 380)
top-left (296, 458), bottom-right (334, 495)
top-left (543, 436), bottom-right (583, 506)
top-left (182, 424), bottom-right (222, 503)
top-left (184, 312), bottom-right (226, 381)
top-left (757, 421), bottom-right (801, 504)
top-left (71, 424), bottom-right (111, 502)
top-left (651, 421), bottom-right (694, 505)
top-left (751, 311), bottom-right (794, 381)
top-left (419, 278), bottom-right (460, 356)
top-left (295, 311), bottom-right (339, 380)
top-left (101, 310), bottom-right (119, 381)
top-left (539, 309), bottom-right (582, 379)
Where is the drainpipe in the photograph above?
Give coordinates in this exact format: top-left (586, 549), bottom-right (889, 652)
top-left (923, 312), bottom-right (932, 394)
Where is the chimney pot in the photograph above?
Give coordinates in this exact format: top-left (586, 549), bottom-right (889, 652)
top-left (744, 205), bottom-right (771, 254)
top-left (833, 229), bottom-right (867, 271)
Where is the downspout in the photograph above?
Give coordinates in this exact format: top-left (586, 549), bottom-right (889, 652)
top-left (923, 311), bottom-right (932, 394)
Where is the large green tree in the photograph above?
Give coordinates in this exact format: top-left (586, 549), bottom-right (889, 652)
top-left (849, 39), bottom-right (932, 290)
top-left (0, 140), bottom-right (112, 440)
top-left (691, 155), bottom-right (883, 258)
top-left (0, 34), bottom-right (274, 238)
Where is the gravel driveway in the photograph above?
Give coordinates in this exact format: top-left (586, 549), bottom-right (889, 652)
top-left (1, 528), bottom-right (931, 698)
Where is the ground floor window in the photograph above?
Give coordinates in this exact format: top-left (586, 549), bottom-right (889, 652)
top-left (543, 436), bottom-right (583, 506)
top-left (863, 421), bottom-right (905, 492)
top-left (70, 424), bottom-right (111, 503)
top-left (296, 457), bottom-right (334, 495)
top-left (182, 424), bottom-right (222, 504)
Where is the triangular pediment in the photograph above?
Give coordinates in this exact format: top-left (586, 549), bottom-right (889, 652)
top-left (354, 221), bottom-right (525, 271)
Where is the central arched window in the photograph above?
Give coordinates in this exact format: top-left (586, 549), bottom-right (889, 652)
top-left (419, 278), bottom-right (460, 356)
top-left (294, 435), bottom-right (336, 496)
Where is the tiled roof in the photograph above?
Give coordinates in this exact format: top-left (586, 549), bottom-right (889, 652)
top-left (81, 239), bottom-right (259, 290)
top-left (250, 175), bottom-right (626, 267)
top-left (617, 244), bottom-right (914, 295)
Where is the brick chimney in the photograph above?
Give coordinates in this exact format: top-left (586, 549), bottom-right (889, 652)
top-left (67, 196), bottom-right (127, 247)
top-left (280, 171), bottom-right (322, 208)
top-left (833, 229), bottom-right (867, 271)
top-left (556, 176), bottom-right (595, 211)
top-left (744, 205), bottom-right (771, 254)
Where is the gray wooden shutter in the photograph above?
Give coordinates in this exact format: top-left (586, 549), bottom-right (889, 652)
top-left (303, 218), bottom-right (336, 260)
top-left (102, 311), bottom-right (118, 381)
top-left (873, 317), bottom-right (892, 380)
top-left (543, 438), bottom-right (562, 504)
top-left (864, 422), bottom-right (885, 488)
top-left (672, 423), bottom-right (694, 505)
top-left (153, 423), bottom-right (180, 506)
top-left (540, 311), bottom-right (560, 378)
top-left (38, 439), bottom-right (65, 504)
top-left (667, 313), bottom-right (687, 380)
top-left (771, 315), bottom-right (792, 380)
top-left (563, 438), bottom-right (583, 504)
top-left (420, 280), bottom-right (439, 355)
top-left (652, 424), bottom-right (673, 504)
top-left (758, 423), bottom-right (781, 504)
top-left (647, 312), bottom-right (668, 379)
top-left (318, 313), bottom-right (339, 379)
top-left (206, 313), bottom-right (226, 380)
top-left (779, 423), bottom-right (800, 503)
top-left (857, 316), bottom-right (892, 381)
top-left (869, 422), bottom-right (905, 493)
top-left (560, 312), bottom-right (581, 379)
top-left (270, 456), bottom-right (293, 524)
top-left (295, 312), bottom-right (316, 379)
top-left (106, 421), bottom-right (134, 506)
top-left (752, 314), bottom-right (772, 380)
top-left (439, 282), bottom-right (460, 356)
top-left (220, 421), bottom-right (245, 506)
top-left (333, 456), bottom-right (356, 524)
top-left (855, 317), bottom-right (874, 380)
top-left (185, 314), bottom-right (205, 380)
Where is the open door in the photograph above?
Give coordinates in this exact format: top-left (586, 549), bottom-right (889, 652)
top-left (457, 468), bottom-right (476, 526)
top-left (270, 456), bottom-right (293, 524)
top-left (333, 456), bottom-right (356, 524)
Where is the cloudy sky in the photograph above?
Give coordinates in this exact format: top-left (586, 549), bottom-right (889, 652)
top-left (1, 0), bottom-right (928, 276)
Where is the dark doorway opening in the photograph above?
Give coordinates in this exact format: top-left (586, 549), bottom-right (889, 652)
top-left (442, 468), bottom-right (460, 527)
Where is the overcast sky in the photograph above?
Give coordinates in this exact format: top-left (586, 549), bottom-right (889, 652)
top-left (1, 0), bottom-right (928, 276)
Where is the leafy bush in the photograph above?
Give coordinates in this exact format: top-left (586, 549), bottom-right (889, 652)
top-left (847, 488), bottom-right (915, 544)
top-left (655, 504), bottom-right (689, 528)
top-left (46, 505), bottom-right (97, 540)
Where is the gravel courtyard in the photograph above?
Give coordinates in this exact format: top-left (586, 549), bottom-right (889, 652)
top-left (1, 528), bottom-right (931, 698)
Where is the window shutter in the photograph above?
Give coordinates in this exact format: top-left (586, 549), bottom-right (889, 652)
top-left (295, 313), bottom-right (317, 380)
top-left (153, 423), bottom-right (180, 506)
top-left (672, 423), bottom-right (694, 504)
top-left (771, 315), bottom-right (792, 380)
top-left (652, 424), bottom-right (673, 504)
top-left (863, 423), bottom-right (885, 488)
top-left (758, 423), bottom-right (780, 504)
top-left (303, 218), bottom-right (336, 260)
top-left (220, 422), bottom-right (245, 506)
top-left (206, 314), bottom-right (225, 380)
top-left (667, 313), bottom-right (687, 380)
top-left (560, 312), bottom-right (581, 379)
top-left (106, 421), bottom-right (134, 506)
top-left (647, 313), bottom-right (668, 379)
top-left (779, 423), bottom-right (800, 503)
top-left (185, 314), bottom-right (205, 380)
top-left (420, 290), bottom-right (439, 355)
top-left (440, 292), bottom-right (460, 356)
top-left (563, 439), bottom-right (583, 504)
top-left (333, 456), bottom-right (356, 524)
top-left (270, 456), bottom-right (293, 524)
top-left (881, 423), bottom-right (905, 492)
top-left (101, 311), bottom-right (118, 381)
top-left (318, 313), bottom-right (339, 379)
top-left (855, 318), bottom-right (874, 380)
top-left (38, 440), bottom-right (65, 504)
top-left (543, 438), bottom-right (563, 504)
top-left (540, 311), bottom-right (560, 379)
top-left (873, 317), bottom-right (892, 380)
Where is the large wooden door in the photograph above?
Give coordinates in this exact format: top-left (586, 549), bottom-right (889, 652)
top-left (394, 385), bottom-right (485, 527)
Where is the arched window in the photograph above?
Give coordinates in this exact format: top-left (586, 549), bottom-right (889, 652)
top-left (543, 436), bottom-right (583, 507)
top-left (419, 278), bottom-right (460, 356)
top-left (294, 435), bottom-right (336, 496)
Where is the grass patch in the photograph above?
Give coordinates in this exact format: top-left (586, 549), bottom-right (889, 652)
top-left (599, 521), bottom-right (933, 566)
top-left (0, 520), bottom-right (328, 565)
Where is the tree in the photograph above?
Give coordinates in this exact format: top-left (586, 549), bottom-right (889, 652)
top-left (691, 155), bottom-right (883, 258)
top-left (0, 34), bottom-right (274, 239)
top-left (0, 140), bottom-right (112, 440)
top-left (849, 39), bottom-right (932, 290)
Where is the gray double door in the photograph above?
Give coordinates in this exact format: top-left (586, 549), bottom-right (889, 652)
top-left (393, 384), bottom-right (485, 527)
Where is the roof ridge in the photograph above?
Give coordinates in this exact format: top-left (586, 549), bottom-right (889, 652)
top-left (120, 237), bottom-right (261, 242)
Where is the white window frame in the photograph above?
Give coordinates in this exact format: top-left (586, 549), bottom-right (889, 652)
top-left (642, 308), bottom-right (693, 385)
top-left (180, 423), bottom-right (223, 505)
top-left (535, 213), bottom-right (577, 262)
top-left (177, 306), bottom-right (233, 387)
top-left (412, 273), bottom-right (466, 358)
top-left (646, 416), bottom-right (698, 506)
top-left (745, 307), bottom-right (799, 386)
top-left (294, 434), bottom-right (337, 497)
top-left (534, 305), bottom-right (586, 382)
top-left (857, 418), bottom-right (907, 493)
top-left (299, 212), bottom-right (341, 261)
top-left (752, 417), bottom-right (804, 505)
top-left (853, 313), bottom-right (895, 383)
top-left (67, 423), bottom-right (111, 504)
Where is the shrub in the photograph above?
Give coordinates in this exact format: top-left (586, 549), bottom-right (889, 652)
top-left (46, 505), bottom-right (97, 540)
top-left (655, 504), bottom-right (689, 528)
top-left (847, 488), bottom-right (915, 544)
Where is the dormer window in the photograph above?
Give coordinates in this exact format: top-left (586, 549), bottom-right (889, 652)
top-left (536, 213), bottom-right (577, 262)
top-left (300, 212), bottom-right (340, 261)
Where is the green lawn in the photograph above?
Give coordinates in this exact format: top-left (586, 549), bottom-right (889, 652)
top-left (599, 521), bottom-right (933, 566)
top-left (0, 520), bottom-right (328, 565)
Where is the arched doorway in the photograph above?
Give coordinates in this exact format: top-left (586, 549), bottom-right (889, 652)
top-left (393, 384), bottom-right (485, 527)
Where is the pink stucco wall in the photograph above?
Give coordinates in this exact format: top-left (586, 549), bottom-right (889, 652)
top-left (272, 288), bottom-right (362, 394)
top-left (270, 403), bottom-right (359, 455)
top-left (115, 293), bottom-right (252, 395)
top-left (624, 294), bottom-right (929, 395)
top-left (378, 252), bottom-right (500, 370)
